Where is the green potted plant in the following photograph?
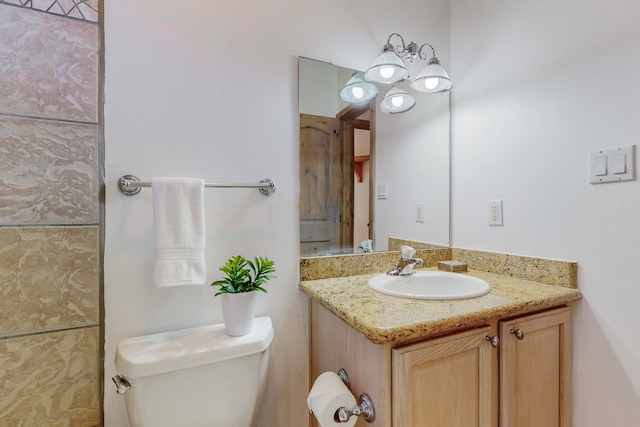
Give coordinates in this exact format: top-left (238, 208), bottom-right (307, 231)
top-left (211, 255), bottom-right (275, 336)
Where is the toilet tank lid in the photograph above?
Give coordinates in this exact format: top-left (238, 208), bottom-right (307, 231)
top-left (115, 316), bottom-right (274, 379)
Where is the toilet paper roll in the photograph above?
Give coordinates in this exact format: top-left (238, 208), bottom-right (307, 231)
top-left (307, 372), bottom-right (357, 427)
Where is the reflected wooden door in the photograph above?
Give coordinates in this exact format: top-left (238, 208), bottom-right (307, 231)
top-left (299, 114), bottom-right (343, 255)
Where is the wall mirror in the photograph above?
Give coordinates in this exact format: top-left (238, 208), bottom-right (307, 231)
top-left (299, 57), bottom-right (450, 257)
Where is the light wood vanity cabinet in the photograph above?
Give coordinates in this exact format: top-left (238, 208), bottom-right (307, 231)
top-left (310, 301), bottom-right (571, 427)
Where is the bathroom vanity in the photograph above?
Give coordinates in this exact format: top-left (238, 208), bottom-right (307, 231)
top-left (300, 263), bottom-right (581, 427)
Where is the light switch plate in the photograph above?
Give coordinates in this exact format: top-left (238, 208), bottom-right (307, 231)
top-left (589, 145), bottom-right (635, 184)
top-left (377, 183), bottom-right (388, 199)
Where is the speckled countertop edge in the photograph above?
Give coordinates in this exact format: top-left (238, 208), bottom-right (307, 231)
top-left (300, 247), bottom-right (578, 288)
top-left (300, 248), bottom-right (452, 281)
top-left (299, 268), bottom-right (582, 345)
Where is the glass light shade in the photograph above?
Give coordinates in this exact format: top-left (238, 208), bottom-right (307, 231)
top-left (379, 87), bottom-right (416, 114)
top-left (364, 51), bottom-right (410, 85)
top-left (340, 74), bottom-right (378, 104)
top-left (410, 60), bottom-right (452, 93)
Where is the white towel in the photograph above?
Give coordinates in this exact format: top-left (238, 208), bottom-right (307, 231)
top-left (152, 177), bottom-right (206, 287)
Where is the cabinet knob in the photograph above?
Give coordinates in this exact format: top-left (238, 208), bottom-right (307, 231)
top-left (510, 328), bottom-right (525, 340)
top-left (485, 335), bottom-right (500, 348)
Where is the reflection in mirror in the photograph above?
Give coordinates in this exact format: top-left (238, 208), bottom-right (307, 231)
top-left (299, 57), bottom-right (450, 257)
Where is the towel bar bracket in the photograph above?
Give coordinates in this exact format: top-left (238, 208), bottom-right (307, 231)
top-left (117, 175), bottom-right (276, 196)
top-left (118, 175), bottom-right (143, 196)
top-left (258, 179), bottom-right (276, 196)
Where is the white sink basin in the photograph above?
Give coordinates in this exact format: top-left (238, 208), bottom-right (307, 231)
top-left (368, 271), bottom-right (491, 300)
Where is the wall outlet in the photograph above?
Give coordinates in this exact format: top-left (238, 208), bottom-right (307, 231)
top-left (488, 200), bottom-right (503, 226)
top-left (415, 203), bottom-right (425, 223)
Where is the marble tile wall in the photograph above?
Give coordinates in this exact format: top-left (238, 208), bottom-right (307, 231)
top-left (0, 327), bottom-right (100, 424)
top-left (0, 5), bottom-right (99, 122)
top-left (0, 227), bottom-right (99, 337)
top-left (0, 2), bottom-right (101, 426)
top-left (0, 0), bottom-right (99, 23)
top-left (0, 118), bottom-right (99, 225)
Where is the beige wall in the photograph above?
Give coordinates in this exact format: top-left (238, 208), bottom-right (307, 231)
top-left (450, 0), bottom-right (640, 424)
top-left (103, 0), bottom-right (451, 425)
top-left (0, 2), bottom-right (102, 426)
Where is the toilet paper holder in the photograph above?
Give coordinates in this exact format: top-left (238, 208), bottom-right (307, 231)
top-left (335, 368), bottom-right (376, 423)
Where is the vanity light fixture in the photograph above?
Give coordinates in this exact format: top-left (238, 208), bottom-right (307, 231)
top-left (339, 73), bottom-right (379, 104)
top-left (379, 86), bottom-right (415, 114)
top-left (340, 32), bottom-right (452, 114)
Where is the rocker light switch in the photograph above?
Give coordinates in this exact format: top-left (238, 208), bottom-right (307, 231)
top-left (594, 156), bottom-right (607, 176)
top-left (612, 153), bottom-right (627, 174)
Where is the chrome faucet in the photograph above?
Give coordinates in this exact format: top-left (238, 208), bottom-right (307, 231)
top-left (387, 245), bottom-right (423, 276)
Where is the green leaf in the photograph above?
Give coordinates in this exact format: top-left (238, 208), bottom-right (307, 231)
top-left (210, 255), bottom-right (276, 294)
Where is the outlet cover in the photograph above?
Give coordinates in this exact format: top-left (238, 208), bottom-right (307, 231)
top-left (377, 183), bottom-right (388, 200)
top-left (488, 200), bottom-right (503, 226)
top-left (415, 203), bottom-right (425, 223)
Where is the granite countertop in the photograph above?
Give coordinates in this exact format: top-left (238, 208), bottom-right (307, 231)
top-left (299, 268), bottom-right (582, 345)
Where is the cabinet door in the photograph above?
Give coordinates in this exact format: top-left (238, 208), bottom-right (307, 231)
top-left (392, 326), bottom-right (495, 427)
top-left (500, 307), bottom-right (571, 427)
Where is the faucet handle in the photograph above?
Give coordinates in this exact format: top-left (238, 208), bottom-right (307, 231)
top-left (400, 245), bottom-right (416, 260)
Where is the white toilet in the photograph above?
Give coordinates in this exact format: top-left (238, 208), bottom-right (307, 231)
top-left (113, 316), bottom-right (273, 427)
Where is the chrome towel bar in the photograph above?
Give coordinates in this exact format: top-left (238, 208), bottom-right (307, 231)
top-left (117, 175), bottom-right (276, 196)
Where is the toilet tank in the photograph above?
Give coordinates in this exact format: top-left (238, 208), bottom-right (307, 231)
top-left (115, 316), bottom-right (273, 427)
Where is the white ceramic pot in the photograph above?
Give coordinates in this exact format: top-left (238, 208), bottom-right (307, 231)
top-left (220, 292), bottom-right (258, 336)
